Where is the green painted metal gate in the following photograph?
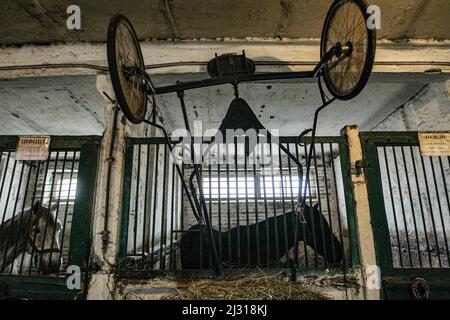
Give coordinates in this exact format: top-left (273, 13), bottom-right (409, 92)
top-left (0, 136), bottom-right (100, 300)
top-left (361, 132), bottom-right (450, 300)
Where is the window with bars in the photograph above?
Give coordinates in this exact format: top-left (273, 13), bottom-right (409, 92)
top-left (43, 169), bottom-right (78, 204)
top-left (202, 169), bottom-right (315, 201)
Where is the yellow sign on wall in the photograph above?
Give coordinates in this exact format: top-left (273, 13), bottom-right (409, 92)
top-left (418, 131), bottom-right (450, 156)
top-left (16, 136), bottom-right (51, 161)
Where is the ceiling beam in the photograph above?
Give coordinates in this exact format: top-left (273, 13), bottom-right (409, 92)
top-left (0, 39), bottom-right (448, 79)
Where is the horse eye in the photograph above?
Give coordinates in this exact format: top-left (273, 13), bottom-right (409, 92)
top-left (33, 227), bottom-right (40, 234)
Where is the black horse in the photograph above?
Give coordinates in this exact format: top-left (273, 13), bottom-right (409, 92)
top-left (179, 203), bottom-right (343, 269)
top-left (0, 201), bottom-right (62, 274)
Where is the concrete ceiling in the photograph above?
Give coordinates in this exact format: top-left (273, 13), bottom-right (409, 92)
top-left (1, 0), bottom-right (449, 45)
top-left (0, 73), bottom-right (447, 136)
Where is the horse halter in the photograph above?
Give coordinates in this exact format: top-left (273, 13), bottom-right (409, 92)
top-left (27, 205), bottom-right (61, 266)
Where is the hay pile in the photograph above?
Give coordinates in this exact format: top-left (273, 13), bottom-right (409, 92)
top-left (163, 274), bottom-right (330, 300)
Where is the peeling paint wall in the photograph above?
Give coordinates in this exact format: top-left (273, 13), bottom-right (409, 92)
top-left (374, 80), bottom-right (450, 131)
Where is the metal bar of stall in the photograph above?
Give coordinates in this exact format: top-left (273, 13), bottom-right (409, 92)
top-left (400, 146), bottom-right (423, 267)
top-left (57, 151), bottom-right (77, 275)
top-left (303, 143), bottom-right (318, 268)
top-left (382, 146), bottom-right (405, 268)
top-left (278, 143), bottom-right (290, 268)
top-left (160, 145), bottom-right (169, 269)
top-left (19, 159), bottom-right (42, 274)
top-left (409, 145), bottom-right (433, 267)
top-left (252, 148), bottom-right (261, 267)
top-left (217, 151), bottom-right (222, 262)
top-left (294, 143), bottom-right (308, 268)
top-left (48, 151), bottom-right (68, 271)
top-left (150, 144), bottom-right (160, 267)
top-left (38, 151), bottom-right (60, 275)
top-left (312, 142), bottom-right (328, 267)
top-left (419, 150), bottom-right (443, 267)
top-left (244, 139), bottom-right (251, 266)
top-left (321, 143), bottom-right (336, 265)
top-left (226, 146), bottom-right (232, 265)
top-left (329, 143), bottom-right (347, 269)
top-left (1, 155), bottom-right (18, 272)
top-left (169, 155), bottom-right (176, 269)
top-left (142, 145), bottom-right (150, 262)
top-left (429, 156), bottom-right (450, 264)
top-left (3, 161), bottom-right (25, 274)
top-left (11, 159), bottom-right (33, 274)
top-left (438, 157), bottom-right (450, 231)
top-left (234, 138), bottom-right (241, 266)
top-left (133, 145), bottom-right (141, 255)
top-left (268, 143), bottom-right (280, 264)
top-left (391, 146), bottom-right (414, 267)
top-left (208, 149), bottom-right (213, 268)
top-left (260, 143), bottom-right (271, 266)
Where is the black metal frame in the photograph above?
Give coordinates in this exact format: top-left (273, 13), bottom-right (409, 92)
top-left (136, 45), bottom-right (340, 276)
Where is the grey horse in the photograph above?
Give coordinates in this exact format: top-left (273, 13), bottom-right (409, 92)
top-left (0, 201), bottom-right (62, 274)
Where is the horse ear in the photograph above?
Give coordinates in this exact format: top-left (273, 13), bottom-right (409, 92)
top-left (32, 200), bottom-right (41, 214)
top-left (313, 203), bottom-right (320, 210)
top-left (50, 202), bottom-right (58, 211)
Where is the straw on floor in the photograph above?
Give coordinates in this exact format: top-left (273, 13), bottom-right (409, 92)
top-left (163, 274), bottom-right (330, 300)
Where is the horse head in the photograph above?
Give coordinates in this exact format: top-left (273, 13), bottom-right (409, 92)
top-left (27, 201), bottom-right (62, 274)
top-left (301, 203), bottom-right (343, 264)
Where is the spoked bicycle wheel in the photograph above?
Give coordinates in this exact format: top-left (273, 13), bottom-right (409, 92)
top-left (321, 0), bottom-right (376, 100)
top-left (107, 14), bottom-right (149, 123)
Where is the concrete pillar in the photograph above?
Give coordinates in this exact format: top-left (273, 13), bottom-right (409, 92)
top-left (341, 125), bottom-right (380, 300)
top-left (86, 74), bottom-right (128, 300)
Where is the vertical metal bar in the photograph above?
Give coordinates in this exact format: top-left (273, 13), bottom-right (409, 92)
top-left (252, 145), bottom-right (260, 266)
top-left (329, 143), bottom-right (347, 269)
top-left (244, 137), bottom-right (251, 266)
top-left (150, 144), bottom-right (160, 267)
top-left (294, 142), bottom-right (308, 269)
top-left (269, 143), bottom-right (280, 262)
top-left (285, 143), bottom-right (298, 269)
top-left (169, 151), bottom-right (176, 269)
top-left (391, 146), bottom-right (413, 267)
top-left (429, 156), bottom-right (450, 264)
top-left (217, 147), bottom-right (222, 261)
top-left (142, 144), bottom-right (150, 261)
top-left (321, 143), bottom-right (336, 264)
top-left (0, 153), bottom-right (16, 230)
top-left (180, 148), bottom-right (185, 269)
top-left (260, 143), bottom-right (271, 266)
top-left (277, 143), bottom-right (289, 267)
top-left (3, 160), bottom-right (25, 274)
top-left (438, 156), bottom-right (450, 267)
top-left (312, 142), bottom-right (327, 267)
top-left (419, 151), bottom-right (442, 267)
top-left (226, 144), bottom-right (231, 264)
top-left (382, 146), bottom-right (404, 268)
top-left (208, 149), bottom-right (213, 268)
top-left (0, 155), bottom-right (18, 272)
top-left (57, 151), bottom-right (77, 275)
top-left (160, 145), bottom-right (169, 269)
top-left (234, 137), bottom-right (241, 265)
top-left (48, 151), bottom-right (68, 271)
top-left (38, 151), bottom-right (59, 275)
top-left (409, 145), bottom-right (433, 267)
top-left (303, 143), bottom-right (318, 268)
top-left (119, 142), bottom-right (134, 259)
top-left (12, 159), bottom-right (33, 274)
top-left (19, 159), bottom-right (41, 274)
top-left (133, 144), bottom-right (141, 255)
top-left (0, 152), bottom-right (12, 215)
top-left (400, 146), bottom-right (422, 267)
